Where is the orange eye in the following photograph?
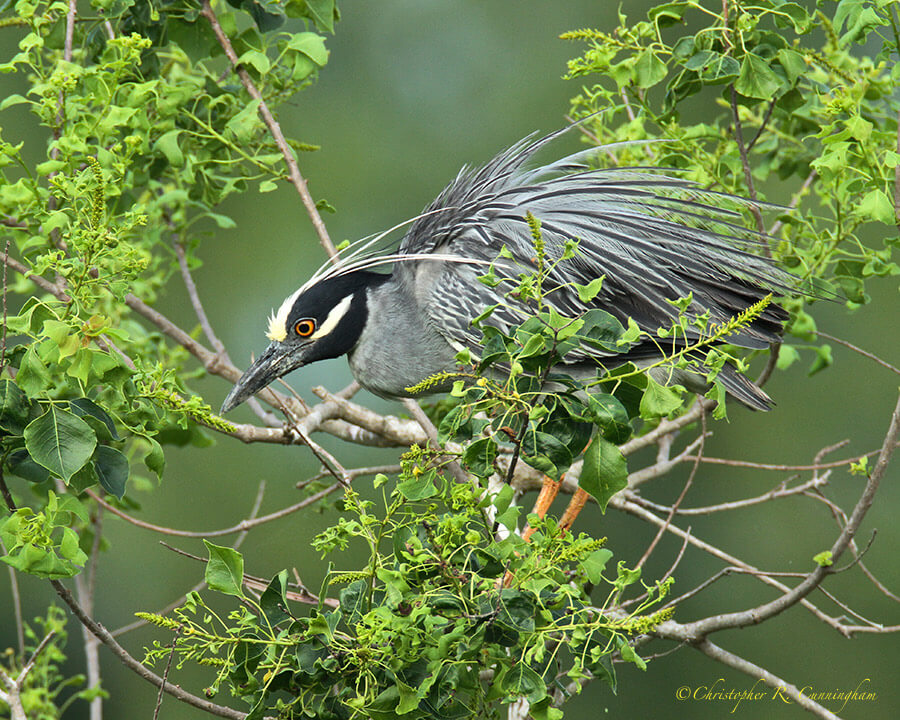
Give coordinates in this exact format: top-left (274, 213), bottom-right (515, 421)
top-left (294, 319), bottom-right (316, 337)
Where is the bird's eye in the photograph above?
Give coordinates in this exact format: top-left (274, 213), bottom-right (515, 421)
top-left (294, 319), bottom-right (316, 337)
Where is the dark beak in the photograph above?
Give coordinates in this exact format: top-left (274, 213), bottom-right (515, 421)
top-left (220, 342), bottom-right (306, 414)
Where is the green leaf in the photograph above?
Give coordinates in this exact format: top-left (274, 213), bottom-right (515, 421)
top-left (6, 450), bottom-right (51, 484)
top-left (16, 346), bottom-right (52, 396)
top-left (0, 93), bottom-right (28, 110)
top-left (395, 473), bottom-right (438, 500)
top-left (260, 570), bottom-right (291, 625)
top-left (574, 277), bottom-right (604, 302)
top-left (94, 446), bottom-right (129, 499)
top-left (296, 0), bottom-right (336, 34)
top-left (684, 50), bottom-right (739, 84)
top-left (70, 398), bottom-right (121, 441)
top-left (225, 98), bottom-right (263, 142)
top-left (834, 0), bottom-right (881, 45)
top-left (24, 406), bottom-right (97, 483)
top-left (0, 379), bottom-right (31, 435)
top-left (522, 430), bottom-right (572, 481)
top-left (286, 32), bottom-right (329, 64)
top-left (615, 560), bottom-right (642, 589)
top-left (776, 48), bottom-right (807, 85)
top-left (239, 49), bottom-right (271, 75)
top-left (734, 53), bottom-right (783, 99)
top-left (857, 189), bottom-right (895, 224)
top-left (143, 438), bottom-right (165, 479)
top-left (639, 377), bottom-right (683, 418)
top-left (154, 130), bottom-right (184, 167)
top-left (579, 437), bottom-right (627, 513)
top-left (580, 548), bottom-right (613, 584)
top-left (813, 550), bottom-right (833, 567)
top-left (463, 437), bottom-right (498, 477)
top-left (776, 344), bottom-right (800, 370)
top-left (203, 540), bottom-right (245, 597)
top-left (632, 50), bottom-right (666, 88)
top-left (503, 662), bottom-right (546, 704)
top-left (808, 344), bottom-right (833, 376)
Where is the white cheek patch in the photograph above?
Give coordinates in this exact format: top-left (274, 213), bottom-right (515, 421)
top-left (311, 294), bottom-right (353, 339)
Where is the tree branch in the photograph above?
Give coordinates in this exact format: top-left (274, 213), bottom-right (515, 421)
top-left (694, 639), bottom-right (839, 720)
top-left (49, 580), bottom-right (247, 720)
top-left (199, 0), bottom-right (337, 259)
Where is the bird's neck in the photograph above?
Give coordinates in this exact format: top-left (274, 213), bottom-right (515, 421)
top-left (347, 275), bottom-right (457, 398)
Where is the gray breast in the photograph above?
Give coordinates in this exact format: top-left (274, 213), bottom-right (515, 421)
top-left (347, 277), bottom-right (459, 398)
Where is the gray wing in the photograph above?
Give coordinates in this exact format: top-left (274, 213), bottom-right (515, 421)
top-left (395, 128), bottom-right (791, 366)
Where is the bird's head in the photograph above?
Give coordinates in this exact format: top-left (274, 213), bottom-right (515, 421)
top-left (220, 271), bottom-right (385, 414)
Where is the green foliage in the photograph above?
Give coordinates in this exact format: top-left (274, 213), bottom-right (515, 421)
top-left (140, 470), bottom-right (674, 719)
top-left (0, 606), bottom-right (102, 718)
top-left (0, 0), bottom-right (333, 565)
top-left (562, 0), bottom-right (899, 364)
top-left (0, 491), bottom-right (87, 578)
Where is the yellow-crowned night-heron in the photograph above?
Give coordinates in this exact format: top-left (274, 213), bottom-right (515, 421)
top-left (221, 127), bottom-right (790, 415)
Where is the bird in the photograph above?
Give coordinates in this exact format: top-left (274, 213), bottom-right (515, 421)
top-left (220, 125), bottom-right (792, 418)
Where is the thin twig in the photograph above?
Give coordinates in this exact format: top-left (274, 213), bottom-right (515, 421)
top-left (768, 168), bottom-right (817, 236)
top-left (174, 242), bottom-right (230, 358)
top-left (815, 330), bottom-right (900, 376)
top-left (636, 408), bottom-right (706, 568)
top-left (1, 546), bottom-right (25, 655)
top-left (680, 448), bottom-right (885, 472)
top-left (152, 627), bottom-right (180, 720)
top-left (747, 98), bottom-right (776, 152)
top-left (87, 481), bottom-right (341, 538)
top-left (17, 630), bottom-right (57, 685)
top-left (199, 0), bottom-right (336, 259)
top-left (628, 474), bottom-right (826, 516)
top-left (50, 580), bottom-right (246, 719)
top-left (729, 85), bottom-right (765, 236)
top-left (402, 398), bottom-right (469, 485)
top-left (1, 238), bottom-right (9, 375)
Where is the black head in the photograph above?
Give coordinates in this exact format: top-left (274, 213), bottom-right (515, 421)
top-left (220, 271), bottom-right (386, 413)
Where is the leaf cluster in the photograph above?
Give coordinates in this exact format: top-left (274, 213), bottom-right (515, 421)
top-left (0, 0), bottom-right (333, 567)
top-left (563, 0), bottom-right (899, 375)
top-left (0, 605), bottom-right (102, 718)
top-left (140, 472), bottom-right (674, 720)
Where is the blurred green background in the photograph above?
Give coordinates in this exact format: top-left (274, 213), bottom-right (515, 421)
top-left (2, 1), bottom-right (898, 718)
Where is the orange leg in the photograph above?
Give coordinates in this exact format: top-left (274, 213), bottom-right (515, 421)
top-left (558, 487), bottom-right (590, 531)
top-left (522, 475), bottom-right (562, 542)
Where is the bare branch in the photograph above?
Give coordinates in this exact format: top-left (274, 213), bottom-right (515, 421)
top-left (694, 639), bottom-right (840, 720)
top-left (87, 481), bottom-right (342, 538)
top-left (174, 242), bottom-right (230, 359)
top-left (620, 399), bottom-right (714, 456)
top-left (636, 410), bottom-right (706, 568)
top-left (628, 474), bottom-right (827, 516)
top-left (815, 330), bottom-right (900, 376)
top-left (312, 386), bottom-right (428, 445)
top-left (612, 494), bottom-right (848, 633)
top-left (655, 390), bottom-right (900, 641)
top-left (679, 450), bottom-right (882, 472)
